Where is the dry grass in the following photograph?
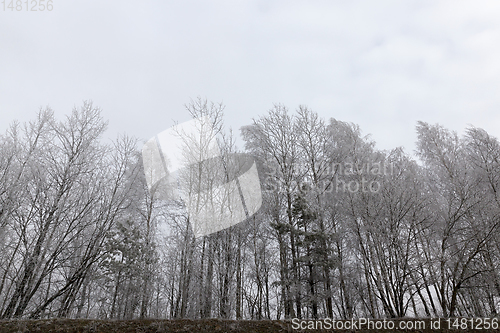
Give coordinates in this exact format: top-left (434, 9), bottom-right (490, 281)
top-left (0, 319), bottom-right (290, 333)
top-left (0, 318), bottom-right (498, 333)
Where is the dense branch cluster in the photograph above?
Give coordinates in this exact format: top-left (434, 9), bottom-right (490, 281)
top-left (1, 100), bottom-right (499, 320)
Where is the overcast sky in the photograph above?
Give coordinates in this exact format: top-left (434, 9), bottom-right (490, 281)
top-left (2, 0), bottom-right (500, 155)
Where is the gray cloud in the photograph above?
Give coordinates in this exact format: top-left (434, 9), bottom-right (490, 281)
top-left (1, 0), bottom-right (500, 154)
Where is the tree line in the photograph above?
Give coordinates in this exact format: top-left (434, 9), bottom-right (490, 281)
top-left (0, 99), bottom-right (499, 319)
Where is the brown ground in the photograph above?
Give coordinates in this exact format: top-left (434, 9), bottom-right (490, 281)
top-left (0, 319), bottom-right (289, 333)
top-left (0, 318), bottom-right (496, 333)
